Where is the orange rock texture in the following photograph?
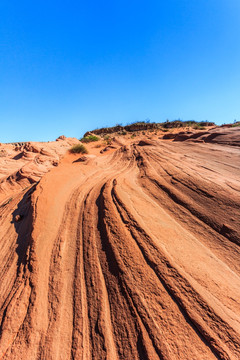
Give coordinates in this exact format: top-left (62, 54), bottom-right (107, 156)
top-left (0, 130), bottom-right (240, 359)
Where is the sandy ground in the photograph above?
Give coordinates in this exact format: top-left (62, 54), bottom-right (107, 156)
top-left (0, 129), bottom-right (240, 359)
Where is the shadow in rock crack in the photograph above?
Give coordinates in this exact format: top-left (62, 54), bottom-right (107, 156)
top-left (11, 183), bottom-right (38, 273)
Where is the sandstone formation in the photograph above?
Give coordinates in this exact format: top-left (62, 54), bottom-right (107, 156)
top-left (0, 137), bottom-right (79, 203)
top-left (0, 133), bottom-right (240, 359)
top-left (162, 126), bottom-right (240, 146)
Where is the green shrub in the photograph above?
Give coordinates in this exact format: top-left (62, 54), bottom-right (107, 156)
top-left (80, 135), bottom-right (100, 143)
top-left (193, 125), bottom-right (206, 130)
top-left (70, 144), bottom-right (88, 154)
top-left (232, 122), bottom-right (240, 127)
top-left (103, 135), bottom-right (112, 145)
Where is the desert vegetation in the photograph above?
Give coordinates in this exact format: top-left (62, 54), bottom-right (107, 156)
top-left (69, 143), bottom-right (88, 154)
top-left (83, 120), bottom-right (215, 137)
top-left (80, 135), bottom-right (100, 143)
top-left (103, 135), bottom-right (113, 145)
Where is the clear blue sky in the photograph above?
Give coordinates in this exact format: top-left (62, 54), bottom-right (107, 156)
top-left (0, 0), bottom-right (240, 142)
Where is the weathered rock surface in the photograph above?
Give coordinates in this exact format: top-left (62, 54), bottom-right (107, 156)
top-left (0, 137), bottom-right (79, 202)
top-left (162, 127), bottom-right (240, 146)
top-left (0, 135), bottom-right (240, 359)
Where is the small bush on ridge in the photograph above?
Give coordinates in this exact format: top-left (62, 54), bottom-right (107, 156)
top-left (70, 144), bottom-right (88, 154)
top-left (81, 135), bottom-right (100, 143)
top-left (103, 135), bottom-right (112, 145)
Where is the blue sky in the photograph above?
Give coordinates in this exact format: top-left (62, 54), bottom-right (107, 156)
top-left (0, 0), bottom-right (240, 142)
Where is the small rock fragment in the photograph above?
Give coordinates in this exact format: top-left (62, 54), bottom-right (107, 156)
top-left (15, 214), bottom-right (23, 222)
